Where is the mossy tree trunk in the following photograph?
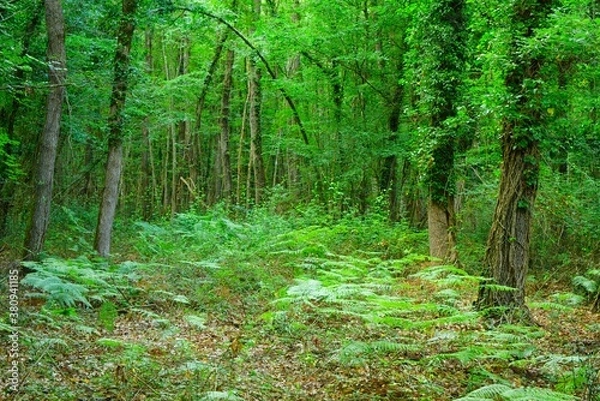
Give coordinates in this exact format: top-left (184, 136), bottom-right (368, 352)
top-left (424, 0), bottom-right (466, 263)
top-left (476, 0), bottom-right (555, 319)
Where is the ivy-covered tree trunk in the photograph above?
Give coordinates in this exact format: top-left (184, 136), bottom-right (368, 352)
top-left (140, 29), bottom-right (154, 220)
top-left (381, 78), bottom-right (403, 222)
top-left (424, 0), bottom-right (466, 262)
top-left (476, 0), bottom-right (554, 318)
top-left (94, 0), bottom-right (137, 257)
top-left (23, 0), bottom-right (66, 262)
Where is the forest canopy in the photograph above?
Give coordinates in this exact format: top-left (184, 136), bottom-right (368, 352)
top-left (1, 0), bottom-right (600, 399)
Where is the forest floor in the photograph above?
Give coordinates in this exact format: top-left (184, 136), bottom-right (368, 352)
top-left (1, 208), bottom-right (599, 400)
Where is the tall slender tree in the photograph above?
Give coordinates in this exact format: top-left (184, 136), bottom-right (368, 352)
top-left (247, 0), bottom-right (266, 204)
top-left (23, 0), bottom-right (66, 263)
top-left (94, 0), bottom-right (137, 257)
top-left (0, 4), bottom-right (43, 239)
top-left (476, 0), bottom-right (555, 319)
top-left (422, 0), bottom-right (467, 262)
top-left (216, 48), bottom-right (235, 202)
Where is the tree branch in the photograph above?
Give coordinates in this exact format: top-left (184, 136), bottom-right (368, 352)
top-left (177, 5), bottom-right (310, 145)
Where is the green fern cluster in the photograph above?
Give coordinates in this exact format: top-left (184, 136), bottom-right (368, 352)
top-left (455, 383), bottom-right (577, 400)
top-left (271, 252), bottom-right (484, 333)
top-left (21, 257), bottom-right (139, 309)
top-left (197, 390), bottom-right (243, 401)
top-left (335, 340), bottom-right (422, 366)
top-left (573, 269), bottom-right (600, 310)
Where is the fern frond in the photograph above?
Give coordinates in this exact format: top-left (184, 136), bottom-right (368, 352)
top-left (412, 265), bottom-right (478, 281)
top-left (573, 275), bottom-right (598, 295)
top-left (501, 386), bottom-right (577, 400)
top-left (176, 360), bottom-right (212, 374)
top-left (550, 292), bottom-right (584, 306)
top-left (184, 314), bottom-right (207, 330)
top-left (198, 390), bottom-right (243, 401)
top-left (537, 354), bottom-right (587, 376)
top-left (22, 274), bottom-right (91, 308)
top-left (529, 301), bottom-right (574, 312)
top-left (456, 383), bottom-right (512, 399)
top-left (336, 340), bottom-right (420, 366)
top-left (584, 269), bottom-right (600, 279)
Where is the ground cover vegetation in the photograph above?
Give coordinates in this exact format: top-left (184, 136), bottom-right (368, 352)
top-left (1, 0), bottom-right (600, 399)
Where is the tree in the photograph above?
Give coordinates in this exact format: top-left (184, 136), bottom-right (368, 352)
top-left (94, 0), bottom-right (137, 257)
top-left (421, 0), bottom-right (467, 262)
top-left (216, 47), bottom-right (235, 202)
top-left (0, 2), bottom-right (43, 239)
top-left (23, 0), bottom-right (66, 262)
top-left (247, 0), bottom-right (266, 204)
top-left (476, 0), bottom-right (555, 319)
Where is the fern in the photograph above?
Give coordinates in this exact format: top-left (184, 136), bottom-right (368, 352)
top-left (198, 390), bottom-right (243, 401)
top-left (573, 275), bottom-right (598, 295)
top-left (550, 292), bottom-right (585, 307)
top-left (23, 273), bottom-right (91, 308)
top-left (457, 383), bottom-right (512, 399)
top-left (21, 257), bottom-right (137, 309)
top-left (573, 269), bottom-right (600, 310)
top-left (456, 384), bottom-right (577, 400)
top-left (184, 314), bottom-right (207, 330)
top-left (411, 265), bottom-right (481, 286)
top-left (336, 340), bottom-right (421, 366)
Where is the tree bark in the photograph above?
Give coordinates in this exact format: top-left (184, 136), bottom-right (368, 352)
top-left (140, 29), bottom-right (154, 220)
top-left (176, 36), bottom-right (190, 211)
top-left (23, 0), bottom-right (66, 262)
top-left (94, 0), bottom-right (137, 257)
top-left (381, 74), bottom-right (403, 222)
top-left (216, 49), bottom-right (235, 202)
top-left (0, 5), bottom-right (43, 240)
top-left (248, 58), bottom-right (266, 204)
top-left (424, 0), bottom-right (466, 263)
top-left (247, 0), bottom-right (266, 204)
top-left (476, 0), bottom-right (554, 320)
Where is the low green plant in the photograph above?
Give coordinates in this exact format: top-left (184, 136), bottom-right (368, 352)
top-left (335, 340), bottom-right (422, 367)
top-left (21, 257), bottom-right (140, 310)
top-left (455, 384), bottom-right (578, 400)
top-left (573, 269), bottom-right (600, 311)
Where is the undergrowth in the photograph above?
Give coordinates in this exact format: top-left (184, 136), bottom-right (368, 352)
top-left (1, 206), bottom-right (599, 400)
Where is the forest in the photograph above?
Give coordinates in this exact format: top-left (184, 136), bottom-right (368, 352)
top-left (1, 0), bottom-right (600, 399)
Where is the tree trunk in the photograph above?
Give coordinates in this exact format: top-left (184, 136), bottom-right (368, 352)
top-left (94, 0), bottom-right (137, 257)
top-left (140, 29), bottom-right (154, 220)
top-left (476, 0), bottom-right (554, 320)
top-left (424, 0), bottom-right (466, 262)
top-left (23, 0), bottom-right (66, 262)
top-left (176, 36), bottom-right (190, 211)
top-left (248, 58), bottom-right (266, 204)
top-left (381, 74), bottom-right (403, 222)
top-left (247, 0), bottom-right (265, 204)
top-left (476, 140), bottom-right (540, 315)
top-left (217, 49), bottom-right (235, 202)
top-left (0, 6), bottom-right (43, 240)
top-left (236, 92), bottom-right (249, 205)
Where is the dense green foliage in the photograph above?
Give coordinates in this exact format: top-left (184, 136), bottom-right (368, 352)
top-left (0, 0), bottom-right (598, 271)
top-left (1, 0), bottom-right (600, 399)
top-left (2, 209), bottom-right (600, 399)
